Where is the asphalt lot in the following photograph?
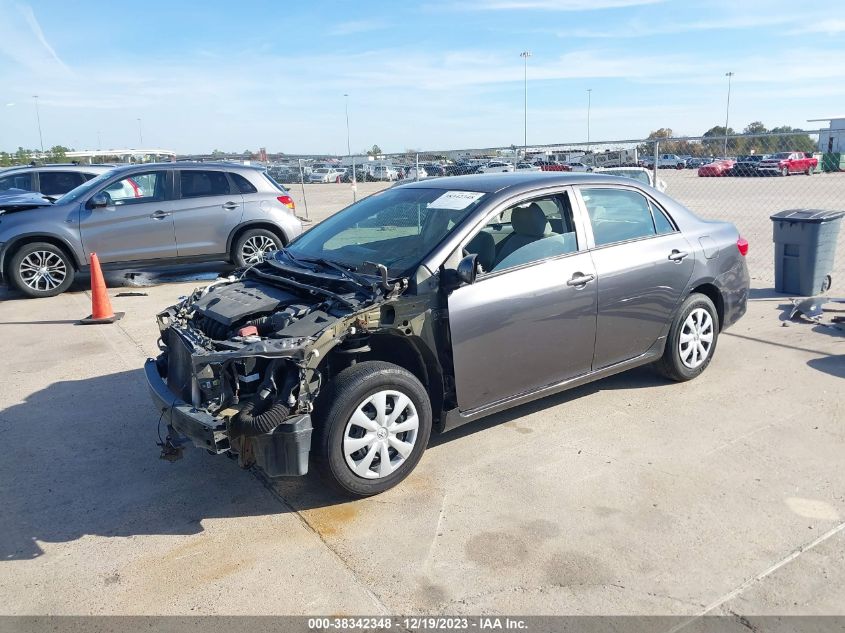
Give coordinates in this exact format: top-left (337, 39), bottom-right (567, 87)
top-left (0, 182), bottom-right (844, 619)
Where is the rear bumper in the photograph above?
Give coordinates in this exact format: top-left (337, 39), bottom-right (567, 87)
top-left (144, 356), bottom-right (313, 477)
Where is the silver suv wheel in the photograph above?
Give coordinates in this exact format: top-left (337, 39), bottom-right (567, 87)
top-left (19, 250), bottom-right (68, 292)
top-left (241, 235), bottom-right (278, 264)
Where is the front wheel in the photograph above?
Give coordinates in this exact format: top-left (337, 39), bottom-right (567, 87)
top-left (781, 166), bottom-right (789, 177)
top-left (232, 228), bottom-right (283, 267)
top-left (9, 242), bottom-right (75, 298)
top-left (313, 361), bottom-right (432, 497)
top-left (655, 293), bottom-right (719, 382)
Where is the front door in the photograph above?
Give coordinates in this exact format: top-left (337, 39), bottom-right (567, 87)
top-left (576, 185), bottom-right (694, 369)
top-left (447, 190), bottom-right (598, 412)
top-left (79, 170), bottom-right (177, 263)
top-left (172, 169), bottom-right (243, 257)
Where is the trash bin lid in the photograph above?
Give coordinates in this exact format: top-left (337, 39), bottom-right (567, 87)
top-left (770, 209), bottom-right (845, 223)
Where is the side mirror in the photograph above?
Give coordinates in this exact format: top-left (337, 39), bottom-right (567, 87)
top-left (456, 253), bottom-right (479, 285)
top-left (88, 193), bottom-right (111, 209)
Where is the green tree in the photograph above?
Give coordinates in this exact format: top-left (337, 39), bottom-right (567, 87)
top-left (367, 144), bottom-right (382, 157)
top-left (47, 145), bottom-right (69, 162)
top-left (211, 149), bottom-right (226, 158)
top-left (768, 126), bottom-right (815, 153)
top-left (702, 126), bottom-right (736, 156)
top-left (0, 152), bottom-right (11, 167)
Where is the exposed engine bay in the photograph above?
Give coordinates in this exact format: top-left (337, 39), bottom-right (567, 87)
top-left (148, 259), bottom-right (410, 477)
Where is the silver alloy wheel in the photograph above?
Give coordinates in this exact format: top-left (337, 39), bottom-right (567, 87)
top-left (19, 250), bottom-right (67, 292)
top-left (343, 389), bottom-right (419, 479)
top-left (241, 235), bottom-right (278, 264)
top-left (679, 307), bottom-right (714, 369)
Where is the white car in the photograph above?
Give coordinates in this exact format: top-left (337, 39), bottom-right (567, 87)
top-left (515, 162), bottom-right (541, 172)
top-left (566, 161), bottom-right (593, 172)
top-left (371, 165), bottom-right (399, 181)
top-left (596, 167), bottom-right (667, 192)
top-left (405, 166), bottom-right (428, 180)
top-left (308, 168), bottom-right (345, 183)
top-left (478, 161), bottom-right (515, 173)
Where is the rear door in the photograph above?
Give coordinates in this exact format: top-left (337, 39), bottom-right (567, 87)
top-left (79, 169), bottom-right (177, 262)
top-left (575, 185), bottom-right (694, 369)
top-left (172, 169), bottom-right (243, 257)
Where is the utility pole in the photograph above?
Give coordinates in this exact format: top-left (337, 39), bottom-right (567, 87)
top-left (344, 93), bottom-right (355, 202)
top-left (724, 72), bottom-right (734, 158)
top-left (137, 118), bottom-right (143, 146)
top-left (32, 95), bottom-right (44, 153)
top-left (520, 51), bottom-right (531, 158)
top-left (587, 88), bottom-right (592, 152)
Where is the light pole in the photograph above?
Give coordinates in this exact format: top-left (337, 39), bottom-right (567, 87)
top-left (344, 93), bottom-right (356, 202)
top-left (520, 51), bottom-right (531, 158)
top-left (586, 88), bottom-right (592, 152)
top-left (137, 118), bottom-right (143, 146)
top-left (723, 71), bottom-right (734, 157)
top-left (32, 95), bottom-right (44, 153)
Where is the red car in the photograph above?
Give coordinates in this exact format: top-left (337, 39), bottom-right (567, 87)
top-left (533, 160), bottom-right (571, 172)
top-left (757, 152), bottom-right (817, 176)
top-left (698, 159), bottom-right (735, 177)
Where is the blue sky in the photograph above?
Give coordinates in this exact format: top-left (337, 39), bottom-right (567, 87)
top-left (1, 0), bottom-right (844, 154)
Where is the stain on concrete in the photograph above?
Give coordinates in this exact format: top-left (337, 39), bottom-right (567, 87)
top-left (465, 531), bottom-right (530, 568)
top-left (543, 551), bottom-right (612, 587)
top-left (302, 503), bottom-right (359, 537)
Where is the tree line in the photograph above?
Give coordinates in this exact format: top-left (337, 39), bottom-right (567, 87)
top-left (637, 122), bottom-right (817, 157)
top-left (1, 146), bottom-right (72, 167)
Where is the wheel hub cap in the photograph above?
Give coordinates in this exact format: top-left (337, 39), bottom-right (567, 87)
top-left (19, 250), bottom-right (67, 291)
top-left (343, 390), bottom-right (419, 480)
top-left (679, 308), bottom-right (714, 369)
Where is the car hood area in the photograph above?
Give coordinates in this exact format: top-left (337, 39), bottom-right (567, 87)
top-left (0, 189), bottom-right (54, 214)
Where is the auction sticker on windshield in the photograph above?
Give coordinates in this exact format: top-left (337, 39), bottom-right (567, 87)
top-left (428, 191), bottom-right (485, 210)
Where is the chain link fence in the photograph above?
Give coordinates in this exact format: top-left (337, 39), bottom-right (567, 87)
top-left (270, 129), bottom-right (845, 290)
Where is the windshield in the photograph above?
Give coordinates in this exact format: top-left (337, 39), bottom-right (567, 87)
top-left (773, 152), bottom-right (791, 159)
top-left (284, 187), bottom-right (489, 276)
top-left (53, 169), bottom-right (117, 205)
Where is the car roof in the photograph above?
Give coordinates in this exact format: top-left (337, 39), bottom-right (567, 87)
top-left (0, 164), bottom-right (113, 173)
top-left (392, 171), bottom-right (646, 193)
top-left (103, 161), bottom-right (266, 176)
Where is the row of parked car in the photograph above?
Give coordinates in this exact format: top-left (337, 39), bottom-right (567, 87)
top-left (696, 152), bottom-right (818, 177)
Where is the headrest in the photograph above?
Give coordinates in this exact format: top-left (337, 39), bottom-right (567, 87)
top-left (511, 203), bottom-right (548, 237)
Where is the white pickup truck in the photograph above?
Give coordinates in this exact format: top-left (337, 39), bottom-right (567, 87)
top-left (643, 154), bottom-right (686, 169)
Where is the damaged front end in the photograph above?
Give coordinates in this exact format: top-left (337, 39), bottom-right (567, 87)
top-left (145, 260), bottom-right (404, 477)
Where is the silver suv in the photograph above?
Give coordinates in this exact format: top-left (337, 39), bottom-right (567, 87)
top-left (0, 164), bottom-right (114, 199)
top-left (0, 162), bottom-right (303, 297)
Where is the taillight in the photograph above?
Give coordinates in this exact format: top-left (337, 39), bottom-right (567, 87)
top-left (737, 237), bottom-right (749, 256)
top-left (277, 195), bottom-right (295, 210)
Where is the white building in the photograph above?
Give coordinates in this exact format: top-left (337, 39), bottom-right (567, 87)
top-left (807, 116), bottom-right (845, 153)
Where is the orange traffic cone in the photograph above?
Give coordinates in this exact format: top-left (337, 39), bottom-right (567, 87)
top-left (79, 253), bottom-right (124, 324)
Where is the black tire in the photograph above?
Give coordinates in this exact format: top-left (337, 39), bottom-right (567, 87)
top-left (313, 361), bottom-right (432, 497)
top-left (8, 241), bottom-right (75, 298)
top-left (232, 228), bottom-right (283, 268)
top-left (655, 293), bottom-right (719, 382)
top-left (781, 166), bottom-right (789, 177)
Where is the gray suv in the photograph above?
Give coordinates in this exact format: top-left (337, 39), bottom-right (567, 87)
top-left (0, 162), bottom-right (303, 297)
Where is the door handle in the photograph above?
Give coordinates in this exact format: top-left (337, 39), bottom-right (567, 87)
top-left (668, 249), bottom-right (689, 262)
top-left (222, 202), bottom-right (239, 210)
top-left (567, 273), bottom-right (595, 287)
top-left (150, 210), bottom-right (171, 219)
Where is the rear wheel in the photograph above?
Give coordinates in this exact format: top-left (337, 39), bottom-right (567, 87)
top-left (313, 361), bottom-right (432, 497)
top-left (9, 242), bottom-right (75, 298)
top-left (655, 293), bottom-right (719, 382)
top-left (232, 228), bottom-right (283, 267)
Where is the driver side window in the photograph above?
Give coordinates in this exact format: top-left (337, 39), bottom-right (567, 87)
top-left (102, 171), bottom-right (166, 205)
top-left (465, 192), bottom-right (579, 274)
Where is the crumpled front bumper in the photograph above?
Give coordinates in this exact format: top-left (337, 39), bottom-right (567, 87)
top-left (144, 357), bottom-right (313, 476)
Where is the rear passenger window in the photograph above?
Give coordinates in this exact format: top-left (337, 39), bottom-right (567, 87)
top-left (180, 170), bottom-right (231, 198)
top-left (39, 171), bottom-right (86, 196)
top-left (652, 205), bottom-right (675, 234)
top-left (230, 172), bottom-right (257, 194)
top-left (581, 188), bottom-right (657, 246)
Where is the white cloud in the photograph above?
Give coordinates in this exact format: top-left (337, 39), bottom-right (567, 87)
top-left (0, 1), bottom-right (69, 75)
top-left (329, 19), bottom-right (390, 36)
top-left (467, 0), bottom-right (663, 10)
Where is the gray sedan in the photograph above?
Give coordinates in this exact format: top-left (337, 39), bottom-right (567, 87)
top-left (145, 172), bottom-right (749, 496)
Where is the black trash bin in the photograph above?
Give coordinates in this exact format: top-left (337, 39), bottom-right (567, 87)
top-left (770, 209), bottom-right (844, 296)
